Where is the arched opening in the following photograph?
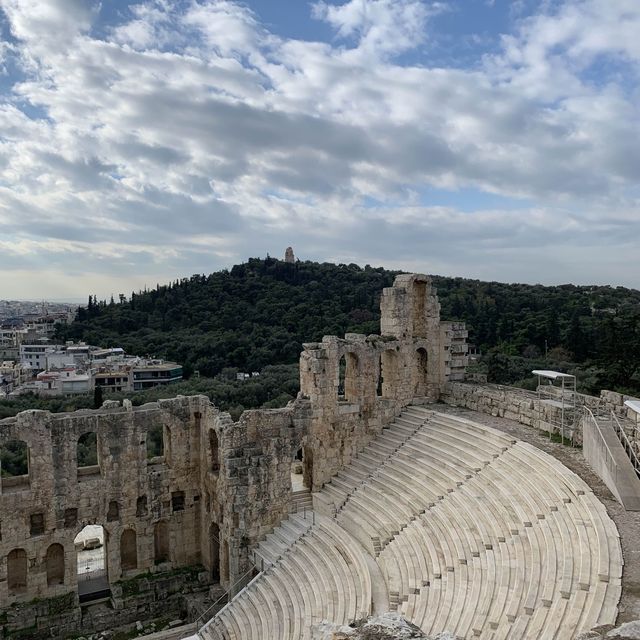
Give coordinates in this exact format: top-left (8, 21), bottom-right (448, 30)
top-left (163, 425), bottom-right (172, 465)
top-left (46, 543), bottom-right (65, 586)
top-left (7, 548), bottom-right (27, 594)
top-left (77, 432), bottom-right (99, 479)
top-left (30, 512), bottom-right (45, 536)
top-left (74, 525), bottom-right (108, 603)
top-left (209, 429), bottom-right (220, 474)
top-left (344, 352), bottom-right (359, 402)
top-left (136, 495), bottom-right (148, 517)
top-left (209, 523), bottom-right (220, 581)
top-left (1, 439), bottom-right (30, 491)
top-left (302, 445), bottom-right (314, 490)
top-left (379, 350), bottom-right (398, 399)
top-left (120, 529), bottom-right (137, 573)
top-left (414, 347), bottom-right (429, 396)
top-left (154, 521), bottom-right (170, 564)
top-left (107, 500), bottom-right (120, 522)
top-left (290, 444), bottom-right (311, 498)
top-left (146, 425), bottom-right (164, 460)
top-left (337, 352), bottom-right (361, 402)
top-left (171, 491), bottom-right (185, 512)
top-left (412, 281), bottom-right (428, 337)
top-left (337, 355), bottom-right (346, 399)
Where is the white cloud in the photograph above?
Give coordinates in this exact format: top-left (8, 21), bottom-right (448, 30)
top-left (0, 0), bottom-right (638, 297)
top-left (311, 0), bottom-right (443, 58)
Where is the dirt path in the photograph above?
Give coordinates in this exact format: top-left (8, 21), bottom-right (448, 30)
top-left (431, 402), bottom-right (640, 624)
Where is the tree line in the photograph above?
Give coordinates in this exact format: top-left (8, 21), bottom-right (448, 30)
top-left (35, 256), bottom-right (640, 399)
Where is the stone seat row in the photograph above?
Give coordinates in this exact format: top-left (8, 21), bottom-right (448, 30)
top-left (407, 408), bottom-right (623, 585)
top-left (364, 409), bottom-right (623, 639)
top-left (379, 488), bottom-right (619, 639)
top-left (199, 515), bottom-right (372, 640)
top-left (198, 408), bottom-right (621, 640)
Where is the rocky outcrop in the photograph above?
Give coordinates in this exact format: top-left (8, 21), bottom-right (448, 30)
top-left (576, 620), bottom-right (640, 639)
top-left (311, 613), bottom-right (454, 640)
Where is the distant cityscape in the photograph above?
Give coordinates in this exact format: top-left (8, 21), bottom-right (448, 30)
top-left (0, 300), bottom-right (183, 397)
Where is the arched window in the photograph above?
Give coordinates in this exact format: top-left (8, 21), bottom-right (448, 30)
top-left (77, 432), bottom-right (99, 479)
top-left (7, 548), bottom-right (27, 594)
top-left (74, 525), bottom-right (106, 587)
top-left (337, 355), bottom-right (346, 399)
top-left (414, 347), bottom-right (429, 396)
top-left (120, 529), bottom-right (137, 571)
top-left (379, 350), bottom-right (398, 399)
top-left (209, 430), bottom-right (220, 474)
top-left (107, 500), bottom-right (120, 522)
top-left (146, 425), bottom-right (164, 459)
top-left (1, 440), bottom-right (30, 491)
top-left (154, 521), bottom-right (170, 564)
top-left (46, 544), bottom-right (65, 586)
top-left (302, 446), bottom-right (313, 490)
top-left (163, 426), bottom-right (172, 465)
top-left (344, 352), bottom-right (359, 402)
top-left (412, 281), bottom-right (428, 337)
top-left (136, 496), bottom-right (148, 517)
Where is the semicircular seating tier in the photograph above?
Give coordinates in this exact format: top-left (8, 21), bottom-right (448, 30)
top-left (198, 409), bottom-right (622, 640)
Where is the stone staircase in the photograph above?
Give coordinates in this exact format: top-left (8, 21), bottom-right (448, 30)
top-left (198, 407), bottom-right (623, 640)
top-left (291, 488), bottom-right (313, 514)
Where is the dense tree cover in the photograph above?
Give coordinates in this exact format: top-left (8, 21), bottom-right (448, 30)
top-left (59, 258), bottom-right (395, 378)
top-left (433, 277), bottom-right (640, 394)
top-left (51, 257), bottom-right (640, 396)
top-left (0, 439), bottom-right (28, 477)
top-left (77, 432), bottom-right (98, 467)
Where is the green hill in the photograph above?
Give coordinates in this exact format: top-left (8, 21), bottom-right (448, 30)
top-left (56, 257), bottom-right (640, 396)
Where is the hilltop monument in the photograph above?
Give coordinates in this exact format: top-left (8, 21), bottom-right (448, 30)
top-left (284, 246), bottom-right (295, 263)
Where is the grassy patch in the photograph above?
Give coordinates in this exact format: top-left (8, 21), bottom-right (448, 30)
top-left (538, 430), bottom-right (580, 447)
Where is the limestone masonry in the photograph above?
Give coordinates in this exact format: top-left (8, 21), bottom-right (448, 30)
top-left (3, 273), bottom-right (636, 639)
top-left (0, 274), bottom-right (467, 637)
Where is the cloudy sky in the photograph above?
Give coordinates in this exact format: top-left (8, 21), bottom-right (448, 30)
top-left (0, 0), bottom-right (639, 299)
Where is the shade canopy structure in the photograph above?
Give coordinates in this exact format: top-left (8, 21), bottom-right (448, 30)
top-left (532, 370), bottom-right (576, 380)
top-left (533, 369), bottom-right (577, 444)
top-left (625, 400), bottom-right (640, 417)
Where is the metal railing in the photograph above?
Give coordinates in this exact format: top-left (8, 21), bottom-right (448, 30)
top-left (196, 509), bottom-right (316, 636)
top-left (195, 563), bottom-right (257, 635)
top-left (610, 411), bottom-right (640, 478)
top-left (582, 406), bottom-right (618, 484)
top-left (77, 568), bottom-right (107, 582)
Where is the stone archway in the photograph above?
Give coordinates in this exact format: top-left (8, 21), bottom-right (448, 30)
top-left (7, 548), bottom-right (27, 594)
top-left (120, 529), bottom-right (137, 572)
top-left (154, 521), bottom-right (170, 564)
top-left (302, 445), bottom-right (314, 490)
top-left (74, 525), bottom-right (109, 603)
top-left (379, 349), bottom-right (399, 399)
top-left (46, 543), bottom-right (65, 586)
top-left (209, 429), bottom-right (220, 474)
top-left (414, 347), bottom-right (429, 396)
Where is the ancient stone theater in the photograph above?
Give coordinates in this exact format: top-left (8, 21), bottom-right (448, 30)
top-left (2, 274), bottom-right (638, 640)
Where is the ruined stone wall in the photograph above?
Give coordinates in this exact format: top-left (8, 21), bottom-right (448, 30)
top-left (199, 401), bottom-right (310, 594)
top-left (0, 396), bottom-right (207, 612)
top-left (300, 274), bottom-right (469, 489)
top-left (442, 381), bottom-right (640, 442)
top-left (0, 272), bottom-right (469, 633)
